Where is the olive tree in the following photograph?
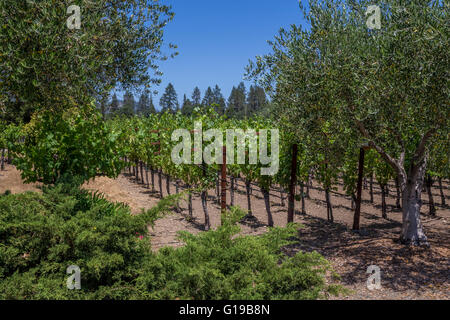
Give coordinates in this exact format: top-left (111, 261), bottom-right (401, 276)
top-left (0, 0), bottom-right (176, 123)
top-left (247, 0), bottom-right (449, 245)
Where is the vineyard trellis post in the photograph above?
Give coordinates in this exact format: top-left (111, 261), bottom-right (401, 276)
top-left (353, 147), bottom-right (365, 231)
top-left (140, 161), bottom-right (144, 184)
top-left (201, 160), bottom-right (210, 231)
top-left (153, 130), bottom-right (163, 197)
top-left (221, 146), bottom-right (227, 222)
top-left (288, 144), bottom-right (298, 223)
top-left (145, 162), bottom-right (150, 188)
top-left (438, 178), bottom-right (445, 206)
top-left (369, 173), bottom-right (374, 203)
top-left (426, 174), bottom-right (436, 216)
top-left (1, 148), bottom-right (5, 171)
top-left (395, 176), bottom-right (401, 209)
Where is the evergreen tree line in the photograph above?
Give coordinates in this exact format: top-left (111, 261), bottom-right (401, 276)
top-left (106, 91), bottom-right (157, 119)
top-left (104, 82), bottom-right (269, 119)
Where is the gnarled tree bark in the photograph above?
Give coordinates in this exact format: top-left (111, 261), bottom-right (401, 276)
top-left (356, 120), bottom-right (432, 246)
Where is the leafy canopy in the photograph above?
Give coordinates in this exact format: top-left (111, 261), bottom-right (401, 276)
top-left (0, 0), bottom-right (176, 123)
top-left (246, 0), bottom-right (449, 179)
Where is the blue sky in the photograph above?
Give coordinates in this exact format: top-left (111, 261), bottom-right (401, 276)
top-left (120, 0), bottom-right (308, 110)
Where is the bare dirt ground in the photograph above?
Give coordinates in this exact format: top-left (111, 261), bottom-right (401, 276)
top-left (0, 165), bottom-right (41, 194)
top-left (1, 163), bottom-right (449, 300)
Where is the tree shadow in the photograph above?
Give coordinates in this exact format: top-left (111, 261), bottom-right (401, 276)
top-left (177, 210), bottom-right (209, 231)
top-left (141, 190), bottom-right (163, 198)
top-left (283, 213), bottom-right (449, 292)
top-left (240, 215), bottom-right (268, 229)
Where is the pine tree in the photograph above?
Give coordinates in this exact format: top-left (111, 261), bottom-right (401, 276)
top-left (137, 92), bottom-right (147, 116)
top-left (98, 92), bottom-right (109, 120)
top-left (227, 87), bottom-right (237, 117)
top-left (181, 94), bottom-right (194, 116)
top-left (247, 85), bottom-right (268, 116)
top-left (160, 83), bottom-right (179, 113)
top-left (237, 82), bottom-right (247, 117)
top-left (191, 87), bottom-right (201, 106)
top-left (136, 91), bottom-right (155, 117)
top-left (213, 85), bottom-right (226, 115)
top-left (149, 95), bottom-right (156, 114)
top-left (110, 93), bottom-right (119, 117)
top-left (121, 91), bottom-right (135, 117)
top-left (202, 87), bottom-right (215, 107)
top-left (227, 82), bottom-right (247, 118)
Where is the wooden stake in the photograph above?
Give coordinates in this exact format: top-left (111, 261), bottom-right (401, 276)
top-left (288, 144), bottom-right (298, 223)
top-left (353, 147), bottom-right (365, 230)
top-left (221, 146), bottom-right (227, 219)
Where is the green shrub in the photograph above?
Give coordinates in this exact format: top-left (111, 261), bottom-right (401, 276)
top-left (0, 186), bottom-right (340, 300)
top-left (0, 182), bottom-right (177, 299)
top-left (133, 207), bottom-right (338, 300)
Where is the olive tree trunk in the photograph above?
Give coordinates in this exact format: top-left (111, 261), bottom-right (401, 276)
top-left (356, 119), bottom-right (432, 246)
top-left (398, 158), bottom-right (428, 245)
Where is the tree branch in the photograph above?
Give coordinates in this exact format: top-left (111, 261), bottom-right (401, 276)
top-left (409, 129), bottom-right (436, 180)
top-left (355, 119), bottom-right (403, 175)
top-left (413, 129), bottom-right (436, 164)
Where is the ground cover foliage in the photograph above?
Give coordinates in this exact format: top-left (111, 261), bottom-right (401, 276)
top-left (0, 181), bottom-right (340, 300)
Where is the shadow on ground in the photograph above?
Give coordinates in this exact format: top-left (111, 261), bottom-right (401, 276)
top-left (285, 212), bottom-right (449, 292)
